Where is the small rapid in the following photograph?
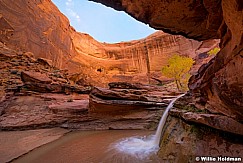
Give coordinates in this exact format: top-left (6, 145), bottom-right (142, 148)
top-left (112, 93), bottom-right (185, 160)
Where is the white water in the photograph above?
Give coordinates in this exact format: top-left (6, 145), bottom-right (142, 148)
top-left (153, 93), bottom-right (185, 146)
top-left (113, 134), bottom-right (158, 160)
top-left (112, 93), bottom-right (185, 160)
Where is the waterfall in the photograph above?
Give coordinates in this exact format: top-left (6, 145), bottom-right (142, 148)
top-left (112, 93), bottom-right (185, 160)
top-left (153, 93), bottom-right (185, 146)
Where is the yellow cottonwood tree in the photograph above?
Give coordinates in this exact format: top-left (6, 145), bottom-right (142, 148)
top-left (162, 54), bottom-right (194, 91)
top-left (207, 47), bottom-right (220, 56)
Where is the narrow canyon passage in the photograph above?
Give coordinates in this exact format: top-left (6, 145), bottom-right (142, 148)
top-left (0, 0), bottom-right (242, 162)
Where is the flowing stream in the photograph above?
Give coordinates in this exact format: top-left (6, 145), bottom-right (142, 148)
top-left (14, 94), bottom-right (185, 163)
top-left (113, 93), bottom-right (185, 161)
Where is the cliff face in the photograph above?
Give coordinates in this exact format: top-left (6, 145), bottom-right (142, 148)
top-left (0, 0), bottom-right (78, 69)
top-left (0, 0), bottom-right (242, 159)
top-left (72, 31), bottom-right (214, 85)
top-left (0, 0), bottom-right (218, 87)
top-left (91, 0), bottom-right (243, 120)
top-left (103, 32), bottom-right (201, 74)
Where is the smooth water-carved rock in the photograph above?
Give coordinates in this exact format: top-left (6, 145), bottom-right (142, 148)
top-left (157, 116), bottom-right (243, 162)
top-left (89, 82), bottom-right (180, 114)
top-left (49, 100), bottom-right (89, 115)
top-left (170, 109), bottom-right (243, 136)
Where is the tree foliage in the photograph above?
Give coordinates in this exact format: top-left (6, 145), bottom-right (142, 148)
top-left (162, 54), bottom-right (194, 91)
top-left (207, 47), bottom-right (220, 56)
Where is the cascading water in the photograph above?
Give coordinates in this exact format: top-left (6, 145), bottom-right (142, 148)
top-left (111, 93), bottom-right (185, 160)
top-left (153, 93), bottom-right (185, 146)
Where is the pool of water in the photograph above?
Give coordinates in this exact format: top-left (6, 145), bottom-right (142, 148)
top-left (13, 130), bottom-right (163, 163)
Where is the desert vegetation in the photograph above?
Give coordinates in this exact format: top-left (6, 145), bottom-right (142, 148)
top-left (161, 54), bottom-right (194, 91)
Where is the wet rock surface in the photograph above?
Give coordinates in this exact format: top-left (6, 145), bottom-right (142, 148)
top-left (158, 115), bottom-right (243, 162)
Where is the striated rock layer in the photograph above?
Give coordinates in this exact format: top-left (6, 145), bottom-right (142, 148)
top-left (0, 0), bottom-right (241, 120)
top-left (90, 0), bottom-right (243, 120)
top-left (0, 0), bottom-right (218, 87)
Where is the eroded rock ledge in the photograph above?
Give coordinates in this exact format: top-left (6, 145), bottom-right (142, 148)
top-left (90, 0), bottom-right (243, 121)
top-left (170, 109), bottom-right (243, 136)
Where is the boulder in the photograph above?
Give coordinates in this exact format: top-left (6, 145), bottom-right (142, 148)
top-left (21, 71), bottom-right (52, 84)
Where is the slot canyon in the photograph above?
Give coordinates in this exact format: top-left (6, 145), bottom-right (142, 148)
top-left (0, 0), bottom-right (242, 162)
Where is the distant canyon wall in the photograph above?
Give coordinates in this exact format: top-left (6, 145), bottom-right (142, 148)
top-left (0, 0), bottom-right (217, 86)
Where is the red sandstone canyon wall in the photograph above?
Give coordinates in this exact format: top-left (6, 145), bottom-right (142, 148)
top-left (90, 0), bottom-right (243, 120)
top-left (0, 0), bottom-right (218, 87)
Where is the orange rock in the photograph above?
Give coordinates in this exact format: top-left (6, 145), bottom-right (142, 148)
top-left (90, 0), bottom-right (243, 121)
top-left (0, 0), bottom-right (218, 87)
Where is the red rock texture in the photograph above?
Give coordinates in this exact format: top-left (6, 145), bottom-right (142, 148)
top-left (0, 1), bottom-right (241, 157)
top-left (0, 42), bottom-right (91, 95)
top-left (0, 0), bottom-right (77, 68)
top-left (158, 115), bottom-right (243, 162)
top-left (0, 43), bottom-right (169, 131)
top-left (170, 109), bottom-right (243, 135)
top-left (189, 1), bottom-right (243, 121)
top-left (90, 0), bottom-right (223, 40)
top-left (21, 71), bottom-right (52, 84)
top-left (0, 0), bottom-right (240, 122)
top-left (0, 0), bottom-right (218, 87)
top-left (90, 0), bottom-right (243, 120)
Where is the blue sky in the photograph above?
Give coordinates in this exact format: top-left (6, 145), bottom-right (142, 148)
top-left (52, 0), bottom-right (155, 43)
